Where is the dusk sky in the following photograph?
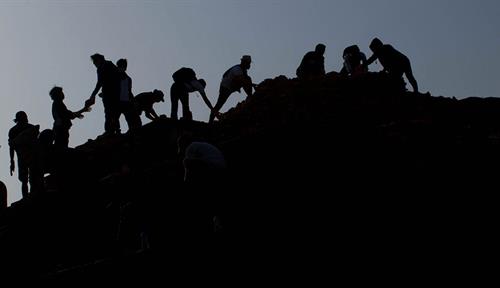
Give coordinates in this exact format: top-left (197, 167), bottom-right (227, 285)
top-left (1, 0), bottom-right (499, 204)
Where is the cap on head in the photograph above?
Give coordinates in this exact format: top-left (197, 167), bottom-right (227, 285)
top-left (91, 53), bottom-right (105, 63)
top-left (14, 111), bottom-right (28, 123)
top-left (241, 55), bottom-right (252, 63)
top-left (154, 89), bottom-right (165, 102)
top-left (315, 43), bottom-right (326, 54)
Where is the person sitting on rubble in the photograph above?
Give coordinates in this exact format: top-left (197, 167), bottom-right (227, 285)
top-left (8, 111), bottom-right (39, 198)
top-left (340, 45), bottom-right (367, 77)
top-left (134, 89), bottom-right (165, 122)
top-left (296, 43), bottom-right (326, 79)
top-left (365, 37), bottom-right (419, 93)
top-left (209, 55), bottom-right (254, 123)
top-left (170, 67), bottom-right (213, 121)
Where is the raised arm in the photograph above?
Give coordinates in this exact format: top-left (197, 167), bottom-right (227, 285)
top-left (365, 53), bottom-right (378, 66)
top-left (199, 90), bottom-right (213, 110)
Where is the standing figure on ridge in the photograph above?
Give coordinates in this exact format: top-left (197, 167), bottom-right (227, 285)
top-left (8, 111), bottom-right (39, 198)
top-left (86, 53), bottom-right (121, 135)
top-left (116, 58), bottom-right (141, 131)
top-left (50, 86), bottom-right (86, 150)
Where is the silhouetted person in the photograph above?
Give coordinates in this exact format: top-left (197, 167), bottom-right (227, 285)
top-left (340, 45), bottom-right (367, 77)
top-left (117, 58), bottom-right (142, 131)
top-left (30, 129), bottom-right (55, 194)
top-left (177, 135), bottom-right (227, 231)
top-left (177, 134), bottom-right (226, 184)
top-left (0, 181), bottom-right (6, 209)
top-left (8, 111), bottom-right (39, 198)
top-left (50, 86), bottom-right (85, 150)
top-left (209, 55), bottom-right (254, 123)
top-left (366, 38), bottom-right (419, 93)
top-left (134, 89), bottom-right (165, 121)
top-left (86, 53), bottom-right (121, 135)
top-left (296, 44), bottom-right (326, 79)
top-left (170, 67), bottom-right (213, 121)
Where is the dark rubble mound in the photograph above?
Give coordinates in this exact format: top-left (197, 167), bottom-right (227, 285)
top-left (0, 72), bottom-right (498, 280)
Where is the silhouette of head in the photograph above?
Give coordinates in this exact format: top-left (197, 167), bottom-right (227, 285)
top-left (315, 44), bottom-right (326, 55)
top-left (198, 79), bottom-right (207, 88)
top-left (241, 55), bottom-right (252, 70)
top-left (39, 129), bottom-right (55, 146)
top-left (153, 89), bottom-right (164, 102)
top-left (91, 53), bottom-right (105, 68)
top-left (14, 111), bottom-right (28, 124)
top-left (370, 38), bottom-right (384, 53)
top-left (117, 58), bottom-right (127, 72)
top-left (49, 86), bottom-right (64, 101)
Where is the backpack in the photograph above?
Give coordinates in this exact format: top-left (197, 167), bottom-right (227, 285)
top-left (11, 125), bottom-right (40, 161)
top-left (172, 67), bottom-right (196, 83)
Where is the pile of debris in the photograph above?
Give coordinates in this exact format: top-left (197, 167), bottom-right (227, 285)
top-left (0, 72), bottom-right (498, 280)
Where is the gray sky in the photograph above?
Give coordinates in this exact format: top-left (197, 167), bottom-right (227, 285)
top-left (1, 0), bottom-right (499, 204)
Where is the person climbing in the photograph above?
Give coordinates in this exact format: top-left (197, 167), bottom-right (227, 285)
top-left (170, 67), bottom-right (213, 121)
top-left (134, 89), bottom-right (165, 122)
top-left (365, 38), bottom-right (419, 93)
top-left (296, 43), bottom-right (326, 79)
top-left (86, 53), bottom-right (121, 135)
top-left (209, 55), bottom-right (254, 123)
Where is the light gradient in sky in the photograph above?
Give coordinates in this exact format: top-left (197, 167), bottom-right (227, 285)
top-left (1, 0), bottom-right (499, 204)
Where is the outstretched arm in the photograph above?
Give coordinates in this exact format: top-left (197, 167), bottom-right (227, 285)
top-left (88, 78), bottom-right (102, 104)
top-left (365, 54), bottom-right (378, 66)
top-left (198, 90), bottom-right (213, 110)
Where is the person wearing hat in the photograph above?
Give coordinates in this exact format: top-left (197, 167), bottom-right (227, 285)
top-left (8, 111), bottom-right (39, 198)
top-left (209, 55), bottom-right (254, 123)
top-left (170, 67), bottom-right (213, 121)
top-left (296, 44), bottom-right (326, 79)
top-left (365, 38), bottom-right (419, 93)
top-left (133, 89), bottom-right (165, 122)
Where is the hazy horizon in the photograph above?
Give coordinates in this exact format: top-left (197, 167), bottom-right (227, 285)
top-left (1, 0), bottom-right (499, 204)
